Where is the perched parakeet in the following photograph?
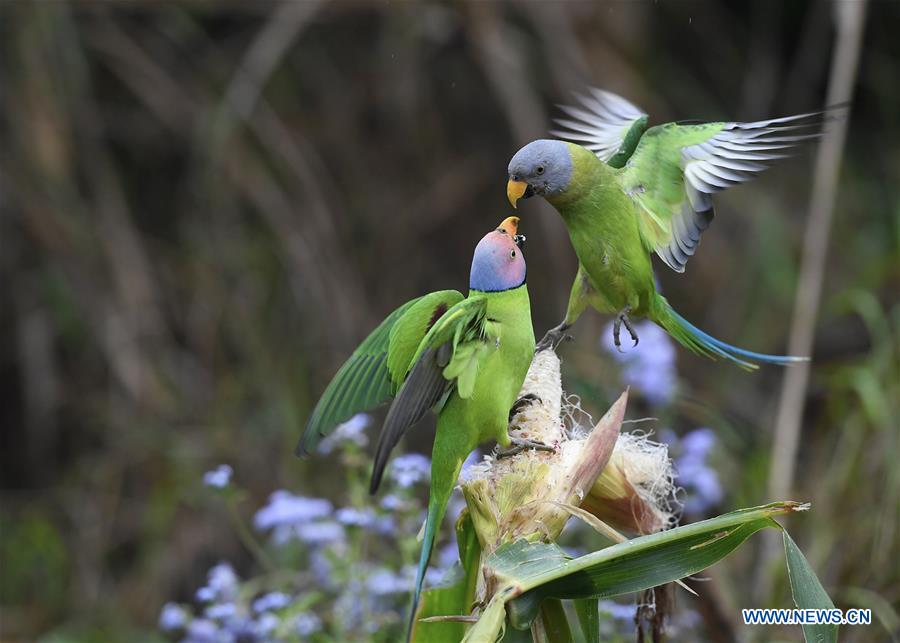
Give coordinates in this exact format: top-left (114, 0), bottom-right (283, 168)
top-left (507, 88), bottom-right (827, 368)
top-left (298, 217), bottom-right (536, 635)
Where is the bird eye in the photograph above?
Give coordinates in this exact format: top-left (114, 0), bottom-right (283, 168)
top-left (510, 249), bottom-right (517, 259)
top-left (536, 165), bottom-right (545, 175)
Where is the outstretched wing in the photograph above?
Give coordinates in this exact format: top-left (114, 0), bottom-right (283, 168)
top-left (621, 110), bottom-right (830, 273)
top-left (298, 290), bottom-right (464, 456)
top-left (369, 296), bottom-right (493, 493)
top-left (551, 88), bottom-right (649, 168)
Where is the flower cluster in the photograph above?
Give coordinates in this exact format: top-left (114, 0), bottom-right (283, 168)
top-left (674, 427), bottom-right (723, 515)
top-left (316, 413), bottom-right (371, 454)
top-left (161, 421), bottom-right (461, 642)
top-left (254, 491), bottom-right (339, 546)
top-left (600, 319), bottom-right (725, 517)
top-left (601, 319), bottom-right (677, 406)
top-left (387, 453), bottom-right (431, 488)
top-left (159, 563), bottom-right (297, 642)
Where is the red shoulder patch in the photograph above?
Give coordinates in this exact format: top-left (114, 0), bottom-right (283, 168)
top-left (427, 303), bottom-right (449, 330)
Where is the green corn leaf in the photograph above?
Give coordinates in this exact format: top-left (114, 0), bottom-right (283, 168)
top-left (410, 567), bottom-right (472, 643)
top-left (462, 591), bottom-right (509, 643)
top-left (486, 502), bottom-right (806, 629)
top-left (533, 598), bottom-right (574, 643)
top-left (411, 511), bottom-right (482, 643)
top-left (783, 530), bottom-right (838, 643)
top-left (449, 502), bottom-right (835, 642)
top-left (573, 598), bottom-right (600, 643)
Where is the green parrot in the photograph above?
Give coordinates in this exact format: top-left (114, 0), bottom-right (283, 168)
top-left (507, 88), bottom-right (828, 368)
top-left (298, 217), bottom-right (537, 636)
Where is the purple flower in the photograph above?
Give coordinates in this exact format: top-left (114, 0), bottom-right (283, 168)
top-left (389, 453), bottom-right (431, 488)
top-left (294, 612), bottom-right (323, 636)
top-left (195, 587), bottom-right (215, 603)
top-left (371, 515), bottom-right (396, 536)
top-left (183, 618), bottom-right (219, 643)
top-left (204, 603), bottom-right (236, 620)
top-left (676, 428), bottom-right (723, 514)
top-left (252, 591), bottom-right (291, 613)
top-left (602, 320), bottom-right (677, 405)
top-left (159, 602), bottom-right (188, 631)
top-left (335, 507), bottom-right (375, 527)
top-left (366, 568), bottom-right (409, 596)
top-left (317, 413), bottom-right (371, 454)
top-left (255, 612), bottom-right (280, 636)
top-left (380, 494), bottom-right (404, 510)
top-left (310, 549), bottom-right (333, 584)
top-left (222, 615), bottom-right (258, 641)
top-left (599, 599), bottom-right (635, 621)
top-left (681, 427), bottom-right (716, 459)
top-left (425, 567), bottom-right (448, 586)
top-left (437, 542), bottom-right (459, 569)
top-left (461, 450), bottom-right (482, 475)
top-left (334, 582), bottom-right (367, 630)
top-left (254, 492), bottom-right (332, 531)
top-left (203, 464), bottom-right (233, 489)
top-left (196, 563), bottom-right (239, 603)
top-left (209, 563), bottom-right (239, 596)
top-left (679, 464), bottom-right (723, 513)
top-left (297, 520), bottom-right (345, 545)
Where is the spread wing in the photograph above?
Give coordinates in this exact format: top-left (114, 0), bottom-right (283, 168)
top-left (297, 290), bottom-right (464, 456)
top-left (621, 110), bottom-right (830, 273)
top-left (369, 295), bottom-right (495, 493)
top-left (551, 88), bottom-right (649, 169)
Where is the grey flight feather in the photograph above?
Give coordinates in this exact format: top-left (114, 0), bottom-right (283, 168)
top-left (369, 344), bottom-right (452, 495)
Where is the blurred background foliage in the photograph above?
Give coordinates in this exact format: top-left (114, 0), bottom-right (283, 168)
top-left (1, 1), bottom-right (898, 641)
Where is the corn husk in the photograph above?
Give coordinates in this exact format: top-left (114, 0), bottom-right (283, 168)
top-left (460, 350), bottom-right (674, 550)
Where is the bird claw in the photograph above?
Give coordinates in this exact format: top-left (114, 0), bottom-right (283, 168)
top-left (612, 307), bottom-right (639, 351)
top-left (496, 437), bottom-right (556, 459)
top-left (536, 322), bottom-right (573, 352)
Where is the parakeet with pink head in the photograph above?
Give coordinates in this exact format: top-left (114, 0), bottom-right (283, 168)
top-left (298, 217), bottom-right (535, 638)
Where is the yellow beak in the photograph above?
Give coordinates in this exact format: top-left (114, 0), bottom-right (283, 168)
top-left (507, 179), bottom-right (529, 209)
top-left (497, 216), bottom-right (520, 236)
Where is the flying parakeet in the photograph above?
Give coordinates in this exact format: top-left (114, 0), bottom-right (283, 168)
top-left (298, 217), bottom-right (536, 636)
top-left (507, 88), bottom-right (830, 368)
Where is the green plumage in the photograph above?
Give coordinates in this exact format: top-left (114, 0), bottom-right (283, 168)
top-left (553, 143), bottom-right (804, 368)
top-left (513, 89), bottom-right (825, 368)
top-left (297, 289), bottom-right (463, 456)
top-left (408, 284), bottom-right (533, 638)
top-left (299, 224), bottom-right (535, 640)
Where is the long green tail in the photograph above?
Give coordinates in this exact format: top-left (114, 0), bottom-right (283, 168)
top-left (650, 295), bottom-right (807, 370)
top-left (406, 490), bottom-right (450, 641)
top-left (406, 437), bottom-right (467, 642)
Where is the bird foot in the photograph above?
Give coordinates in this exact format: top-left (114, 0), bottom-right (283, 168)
top-left (508, 393), bottom-right (542, 423)
top-left (536, 322), bottom-right (572, 352)
top-left (496, 437), bottom-right (556, 459)
top-left (612, 307), bottom-right (639, 352)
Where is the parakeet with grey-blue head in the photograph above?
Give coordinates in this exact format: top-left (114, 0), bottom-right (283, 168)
top-left (507, 88), bottom-right (836, 369)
